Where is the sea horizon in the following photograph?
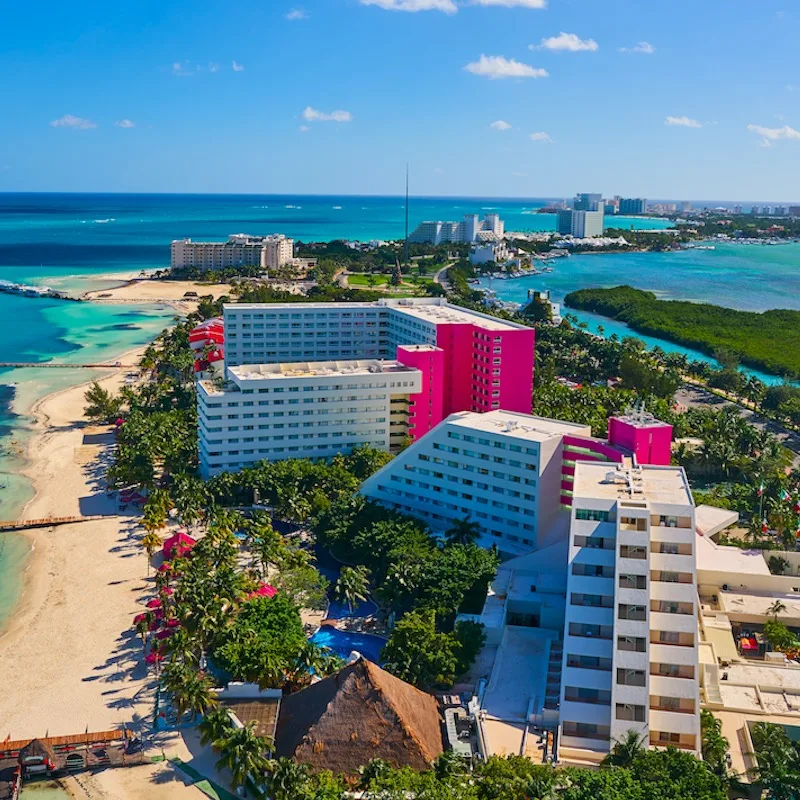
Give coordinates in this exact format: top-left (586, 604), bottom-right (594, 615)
top-left (2, 190), bottom-right (798, 207)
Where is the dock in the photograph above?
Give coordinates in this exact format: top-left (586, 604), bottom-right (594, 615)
top-left (1, 729), bottom-right (143, 799)
top-left (0, 515), bottom-right (117, 532)
top-left (0, 362), bottom-right (131, 369)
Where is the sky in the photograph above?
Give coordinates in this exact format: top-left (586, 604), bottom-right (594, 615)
top-left (1, 0), bottom-right (799, 200)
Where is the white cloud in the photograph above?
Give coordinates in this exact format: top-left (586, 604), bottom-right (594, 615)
top-left (619, 41), bottom-right (655, 54)
top-left (302, 106), bottom-right (353, 123)
top-left (232, 60), bottom-right (245, 72)
top-left (208, 62), bottom-right (220, 73)
top-left (50, 114), bottom-right (97, 130)
top-left (665, 116), bottom-right (703, 128)
top-left (464, 55), bottom-right (548, 80)
top-left (530, 131), bottom-right (552, 142)
top-left (298, 125), bottom-right (310, 132)
top-left (534, 32), bottom-right (598, 52)
top-left (115, 119), bottom-right (136, 129)
top-left (747, 123), bottom-right (800, 141)
top-left (359, 0), bottom-right (457, 12)
top-left (286, 8), bottom-right (308, 19)
top-left (172, 61), bottom-right (195, 76)
top-left (471, 0), bottom-right (547, 7)
top-left (490, 120), bottom-right (512, 131)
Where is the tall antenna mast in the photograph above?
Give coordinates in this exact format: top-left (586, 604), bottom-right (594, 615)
top-left (404, 163), bottom-right (410, 266)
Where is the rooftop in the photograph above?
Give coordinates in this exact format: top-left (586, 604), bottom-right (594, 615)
top-left (573, 461), bottom-right (693, 506)
top-left (230, 358), bottom-right (417, 382)
top-left (446, 410), bottom-right (591, 443)
top-left (225, 297), bottom-right (529, 332)
top-left (695, 535), bottom-right (771, 578)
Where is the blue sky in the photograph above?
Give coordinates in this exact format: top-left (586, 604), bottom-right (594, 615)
top-left (1, 0), bottom-right (799, 199)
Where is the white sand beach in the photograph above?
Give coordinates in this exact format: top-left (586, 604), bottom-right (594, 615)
top-left (0, 353), bottom-right (200, 798)
top-left (83, 279), bottom-right (234, 307)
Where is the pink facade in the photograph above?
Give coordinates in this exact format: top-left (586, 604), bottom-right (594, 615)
top-left (560, 435), bottom-right (624, 507)
top-left (434, 324), bottom-right (535, 417)
top-left (608, 415), bottom-right (673, 466)
top-left (397, 345), bottom-right (445, 441)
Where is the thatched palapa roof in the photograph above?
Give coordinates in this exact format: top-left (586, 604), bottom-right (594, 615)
top-left (275, 658), bottom-right (444, 775)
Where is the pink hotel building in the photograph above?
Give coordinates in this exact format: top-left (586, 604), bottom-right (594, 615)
top-left (200, 298), bottom-right (538, 440)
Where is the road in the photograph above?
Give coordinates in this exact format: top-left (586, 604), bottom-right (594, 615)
top-left (433, 263), bottom-right (453, 292)
top-left (676, 383), bottom-right (800, 464)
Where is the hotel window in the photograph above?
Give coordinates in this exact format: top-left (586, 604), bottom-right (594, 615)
top-left (619, 574), bottom-right (647, 590)
top-left (576, 508), bottom-right (610, 522)
top-left (617, 636), bottom-right (647, 652)
top-left (617, 669), bottom-right (646, 687)
top-left (616, 704), bottom-right (646, 723)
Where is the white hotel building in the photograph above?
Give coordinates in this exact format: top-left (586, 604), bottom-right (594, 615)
top-left (171, 234), bottom-right (294, 272)
top-left (197, 359), bottom-right (421, 477)
top-left (559, 461), bottom-right (699, 756)
top-left (361, 411), bottom-right (592, 555)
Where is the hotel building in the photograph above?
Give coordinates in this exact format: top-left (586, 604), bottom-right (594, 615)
top-left (220, 299), bottom-right (536, 439)
top-left (408, 214), bottom-right (504, 245)
top-left (560, 461), bottom-right (700, 756)
top-left (197, 359), bottom-right (422, 477)
top-left (171, 234), bottom-right (294, 272)
top-left (194, 299), bottom-right (535, 475)
top-left (360, 408), bottom-right (673, 557)
top-left (557, 208), bottom-right (605, 238)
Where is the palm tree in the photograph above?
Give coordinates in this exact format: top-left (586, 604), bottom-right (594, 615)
top-left (141, 531), bottom-right (163, 577)
top-left (214, 723), bottom-right (272, 796)
top-left (445, 517), bottom-right (481, 546)
top-left (767, 599), bottom-right (787, 619)
top-left (198, 707), bottom-right (235, 748)
top-left (163, 665), bottom-right (218, 722)
top-left (135, 613), bottom-right (152, 656)
top-left (334, 565), bottom-right (371, 614)
top-left (264, 757), bottom-right (311, 800)
top-left (246, 513), bottom-right (285, 579)
top-left (602, 729), bottom-right (646, 767)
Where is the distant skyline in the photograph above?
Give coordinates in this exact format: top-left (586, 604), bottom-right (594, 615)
top-left (1, 0), bottom-right (799, 199)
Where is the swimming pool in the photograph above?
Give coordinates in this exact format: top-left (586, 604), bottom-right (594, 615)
top-left (310, 626), bottom-right (386, 664)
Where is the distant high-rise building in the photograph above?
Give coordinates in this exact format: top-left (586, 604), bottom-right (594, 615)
top-left (774, 206), bottom-right (788, 217)
top-left (558, 208), bottom-right (605, 238)
top-left (732, 205), bottom-right (743, 215)
top-left (751, 206), bottom-right (761, 215)
top-left (573, 193), bottom-right (603, 211)
top-left (618, 198), bottom-right (647, 215)
top-left (789, 206), bottom-right (800, 217)
top-left (680, 201), bottom-right (692, 213)
top-left (408, 213), bottom-right (504, 245)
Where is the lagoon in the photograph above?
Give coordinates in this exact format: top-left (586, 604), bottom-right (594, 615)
top-left (483, 242), bottom-right (800, 384)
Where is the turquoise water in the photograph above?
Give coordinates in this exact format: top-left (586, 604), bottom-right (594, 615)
top-left (484, 242), bottom-right (800, 384)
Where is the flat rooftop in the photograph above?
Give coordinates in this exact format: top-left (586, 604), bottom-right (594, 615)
top-left (390, 302), bottom-right (524, 332)
top-left (230, 359), bottom-right (418, 381)
top-left (573, 461), bottom-right (693, 506)
top-left (446, 410), bottom-right (591, 443)
top-left (696, 535), bottom-right (771, 577)
top-left (224, 298), bottom-right (528, 332)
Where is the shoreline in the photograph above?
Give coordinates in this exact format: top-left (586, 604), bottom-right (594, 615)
top-left (0, 345), bottom-right (147, 643)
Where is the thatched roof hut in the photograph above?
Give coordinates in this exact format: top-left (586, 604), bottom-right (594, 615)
top-left (18, 740), bottom-right (55, 764)
top-left (275, 657), bottom-right (444, 775)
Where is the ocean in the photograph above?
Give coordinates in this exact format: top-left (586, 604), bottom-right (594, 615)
top-left (0, 192), bottom-right (797, 630)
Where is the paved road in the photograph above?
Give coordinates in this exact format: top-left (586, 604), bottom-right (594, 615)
top-left (676, 383), bottom-right (800, 464)
top-left (433, 263), bottom-right (453, 292)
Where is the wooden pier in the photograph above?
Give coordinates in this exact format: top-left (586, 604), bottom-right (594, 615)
top-left (0, 362), bottom-right (131, 370)
top-left (0, 515), bottom-right (117, 532)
